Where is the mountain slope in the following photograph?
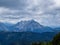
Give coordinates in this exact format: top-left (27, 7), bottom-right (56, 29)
top-left (54, 27), bottom-right (60, 32)
top-left (0, 22), bottom-right (8, 31)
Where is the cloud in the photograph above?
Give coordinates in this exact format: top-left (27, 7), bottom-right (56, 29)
top-left (0, 7), bottom-right (19, 14)
top-left (0, 0), bottom-right (60, 27)
top-left (0, 0), bottom-right (28, 9)
top-left (54, 0), bottom-right (60, 7)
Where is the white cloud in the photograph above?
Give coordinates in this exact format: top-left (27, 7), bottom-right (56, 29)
top-left (54, 0), bottom-right (60, 7)
top-left (0, 7), bottom-right (19, 15)
top-left (0, 0), bottom-right (60, 27)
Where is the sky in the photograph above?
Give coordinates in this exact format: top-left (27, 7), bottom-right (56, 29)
top-left (0, 0), bottom-right (60, 27)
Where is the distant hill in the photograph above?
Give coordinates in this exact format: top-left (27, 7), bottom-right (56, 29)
top-left (0, 32), bottom-right (57, 45)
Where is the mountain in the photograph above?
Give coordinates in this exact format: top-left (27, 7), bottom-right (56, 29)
top-left (54, 27), bottom-right (60, 32)
top-left (0, 22), bottom-right (9, 31)
top-left (3, 22), bottom-right (14, 27)
top-left (12, 20), bottom-right (53, 32)
top-left (0, 20), bottom-right (59, 45)
top-left (0, 20), bottom-right (54, 32)
top-left (0, 20), bottom-right (59, 32)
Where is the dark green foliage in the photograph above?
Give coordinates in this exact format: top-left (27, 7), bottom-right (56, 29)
top-left (32, 42), bottom-right (41, 45)
top-left (32, 42), bottom-right (53, 45)
top-left (10, 41), bottom-right (20, 45)
top-left (52, 33), bottom-right (60, 45)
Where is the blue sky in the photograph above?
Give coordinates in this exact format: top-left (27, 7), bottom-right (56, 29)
top-left (0, 0), bottom-right (60, 27)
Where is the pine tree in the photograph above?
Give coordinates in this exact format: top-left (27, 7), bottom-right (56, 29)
top-left (52, 33), bottom-right (60, 45)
